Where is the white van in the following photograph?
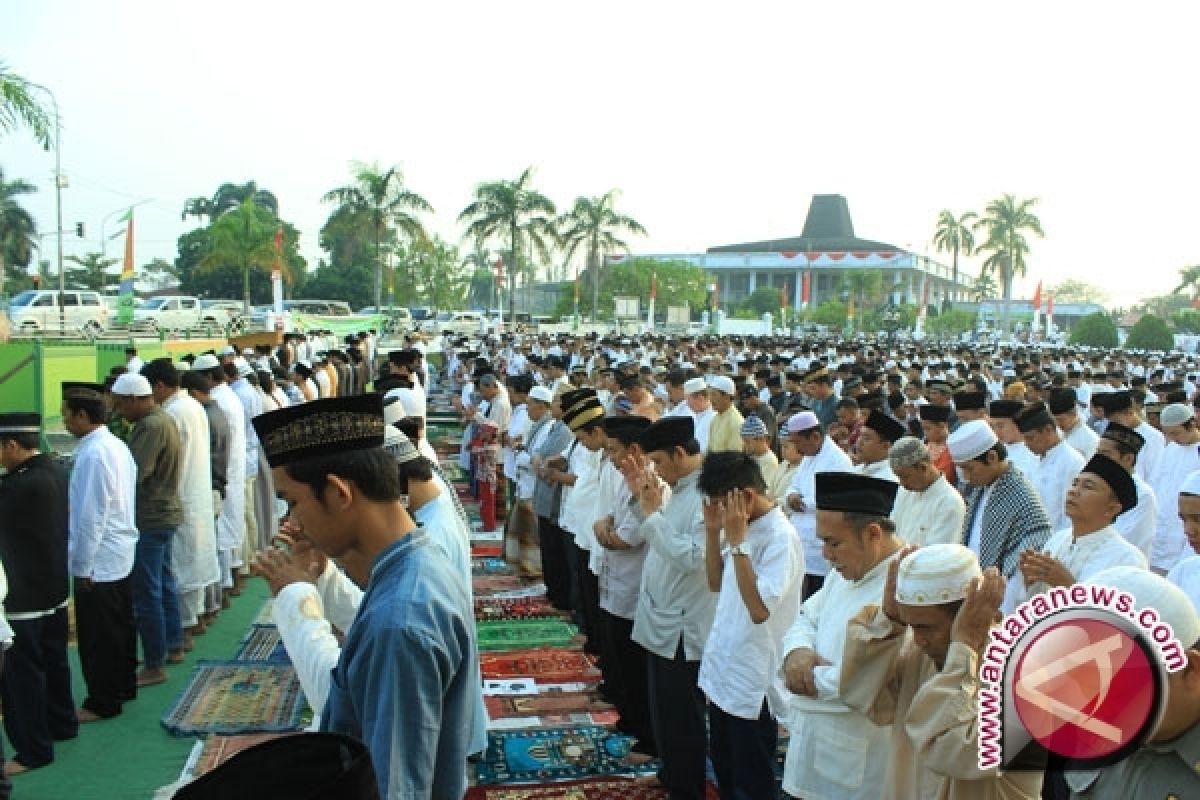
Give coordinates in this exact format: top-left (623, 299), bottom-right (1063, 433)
top-left (7, 289), bottom-right (109, 332)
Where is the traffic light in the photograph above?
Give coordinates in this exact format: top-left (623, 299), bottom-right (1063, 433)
top-left (75, 222), bottom-right (85, 238)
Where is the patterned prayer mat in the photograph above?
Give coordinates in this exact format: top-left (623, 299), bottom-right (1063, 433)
top-left (480, 649), bottom-right (601, 683)
top-left (477, 620), bottom-right (580, 652)
top-left (471, 543), bottom-right (504, 558)
top-left (192, 732), bottom-right (297, 776)
top-left (475, 596), bottom-right (562, 622)
top-left (252, 599), bottom-right (275, 626)
top-left (465, 777), bottom-right (719, 799)
top-left (235, 624), bottom-right (290, 663)
top-left (485, 691), bottom-right (612, 720)
top-left (474, 575), bottom-right (526, 594)
top-left (161, 660), bottom-right (308, 736)
top-left (475, 726), bottom-right (654, 784)
top-left (474, 558), bottom-right (518, 576)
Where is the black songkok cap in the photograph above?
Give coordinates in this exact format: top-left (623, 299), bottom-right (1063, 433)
top-left (638, 415), bottom-right (695, 454)
top-left (616, 372), bottom-right (641, 390)
top-left (1101, 421), bottom-right (1145, 454)
top-left (988, 400), bottom-right (1025, 419)
top-left (864, 409), bottom-right (906, 443)
top-left (952, 391), bottom-right (987, 412)
top-left (602, 415), bottom-right (652, 444)
top-left (1082, 453), bottom-right (1137, 514)
top-left (0, 412), bottom-right (41, 434)
top-left (172, 732), bottom-right (379, 800)
top-left (1047, 388), bottom-right (1078, 414)
top-left (253, 395), bottom-right (385, 468)
top-left (62, 382), bottom-right (107, 401)
top-left (1014, 402), bottom-right (1055, 433)
top-left (815, 472), bottom-right (899, 516)
top-left (918, 404), bottom-right (951, 423)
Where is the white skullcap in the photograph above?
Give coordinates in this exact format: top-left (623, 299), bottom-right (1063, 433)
top-left (220, 345), bottom-right (237, 356)
top-left (1180, 470), bottom-right (1200, 497)
top-left (896, 544), bottom-right (982, 606)
top-left (175, 360), bottom-right (191, 372)
top-left (786, 411), bottom-right (820, 434)
top-left (683, 377), bottom-right (707, 395)
top-left (528, 386), bottom-right (554, 404)
top-left (947, 419), bottom-right (998, 463)
top-left (111, 373), bottom-right (152, 396)
top-left (1089, 566), bottom-right (1200, 651)
top-left (383, 426), bottom-right (421, 465)
top-left (233, 356), bottom-right (253, 377)
top-left (708, 375), bottom-right (736, 396)
top-left (1161, 403), bottom-right (1194, 428)
top-left (193, 354), bottom-right (220, 370)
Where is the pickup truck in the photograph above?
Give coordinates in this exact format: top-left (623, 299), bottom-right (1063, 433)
top-left (133, 295), bottom-right (241, 331)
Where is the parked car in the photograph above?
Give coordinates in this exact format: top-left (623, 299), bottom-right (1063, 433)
top-left (132, 295), bottom-right (240, 331)
top-left (7, 289), bottom-right (109, 332)
top-left (440, 310), bottom-right (488, 335)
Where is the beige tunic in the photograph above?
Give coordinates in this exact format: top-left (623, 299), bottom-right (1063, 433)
top-left (840, 605), bottom-right (1043, 800)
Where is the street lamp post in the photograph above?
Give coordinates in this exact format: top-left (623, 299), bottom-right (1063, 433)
top-left (28, 83), bottom-right (65, 332)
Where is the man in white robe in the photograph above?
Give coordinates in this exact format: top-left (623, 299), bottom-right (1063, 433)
top-left (785, 411), bottom-right (853, 599)
top-left (1049, 387), bottom-right (1098, 459)
top-left (781, 472), bottom-right (900, 800)
top-left (144, 360), bottom-right (220, 639)
top-left (1101, 389), bottom-right (1165, 485)
top-left (1150, 404), bottom-right (1200, 574)
top-left (1015, 402), bottom-right (1084, 534)
top-left (853, 410), bottom-right (902, 483)
top-left (888, 436), bottom-right (966, 546)
top-left (1094, 421), bottom-right (1157, 557)
top-left (194, 354), bottom-right (246, 595)
top-left (1168, 470), bottom-right (1200, 613)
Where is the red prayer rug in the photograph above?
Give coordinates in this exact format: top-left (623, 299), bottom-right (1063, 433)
top-left (485, 691), bottom-right (612, 720)
top-left (480, 648), bottom-right (601, 684)
top-left (465, 778), bottom-right (719, 799)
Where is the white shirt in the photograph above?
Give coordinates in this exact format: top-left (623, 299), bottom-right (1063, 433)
top-left (1003, 525), bottom-right (1148, 614)
top-left (1168, 555), bottom-right (1200, 616)
top-left (698, 505), bottom-right (801, 720)
top-left (1136, 421), bottom-right (1166, 485)
top-left (594, 460), bottom-right (651, 620)
top-left (690, 407), bottom-right (716, 452)
top-left (857, 459), bottom-right (897, 483)
top-left (1151, 447), bottom-right (1200, 571)
top-left (68, 426), bottom-right (138, 582)
top-left (781, 553), bottom-right (898, 800)
top-left (1114, 474), bottom-right (1157, 559)
top-left (1031, 440), bottom-right (1085, 534)
top-left (515, 415), bottom-right (552, 500)
top-left (786, 436), bottom-right (853, 576)
top-left (1062, 419), bottom-right (1099, 460)
top-left (211, 383), bottom-right (247, 554)
top-left (231, 377), bottom-right (263, 475)
top-left (163, 390), bottom-right (220, 592)
top-left (1006, 441), bottom-right (1039, 479)
top-left (502, 403), bottom-right (530, 482)
top-left (891, 475), bottom-right (966, 547)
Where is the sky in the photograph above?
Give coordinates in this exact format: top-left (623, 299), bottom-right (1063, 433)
top-left (3, 1), bottom-right (1199, 307)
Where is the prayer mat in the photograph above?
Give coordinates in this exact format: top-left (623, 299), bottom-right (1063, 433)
top-left (474, 726), bottom-right (655, 784)
top-left (235, 624), bottom-right (290, 663)
top-left (192, 732), bottom-right (297, 776)
top-left (477, 620), bottom-right (580, 652)
top-left (485, 690), bottom-right (612, 720)
top-left (487, 710), bottom-right (622, 731)
top-left (475, 596), bottom-right (561, 621)
top-left (473, 575), bottom-right (525, 594)
top-left (465, 777), bottom-right (718, 799)
top-left (480, 649), bottom-right (601, 684)
top-left (161, 660), bottom-right (308, 736)
top-left (473, 557), bottom-right (517, 577)
top-left (472, 543), bottom-right (504, 558)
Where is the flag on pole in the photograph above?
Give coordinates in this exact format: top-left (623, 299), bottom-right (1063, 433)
top-left (650, 272), bottom-right (657, 301)
top-left (116, 209), bottom-right (136, 325)
top-left (1046, 292), bottom-right (1054, 337)
top-left (781, 283), bottom-right (789, 310)
top-left (801, 271), bottom-right (811, 306)
top-left (271, 225), bottom-right (285, 321)
top-left (1031, 280), bottom-right (1043, 334)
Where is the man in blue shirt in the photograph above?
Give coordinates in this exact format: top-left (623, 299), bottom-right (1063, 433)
top-left (254, 395), bottom-right (477, 799)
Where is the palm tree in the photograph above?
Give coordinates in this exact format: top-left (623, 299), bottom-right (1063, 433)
top-left (458, 167), bottom-right (556, 324)
top-left (0, 167), bottom-right (38, 299)
top-left (0, 61), bottom-right (52, 149)
top-left (973, 194), bottom-right (1045, 334)
top-left (198, 199), bottom-right (283, 312)
top-left (65, 252), bottom-right (119, 291)
top-left (180, 196), bottom-right (215, 224)
top-left (972, 272), bottom-right (998, 302)
top-left (323, 163), bottom-right (431, 309)
top-left (1173, 265), bottom-right (1200, 302)
top-left (932, 209), bottom-right (977, 304)
top-left (461, 244), bottom-right (495, 310)
top-left (557, 190), bottom-right (647, 321)
top-left (181, 181), bottom-right (278, 225)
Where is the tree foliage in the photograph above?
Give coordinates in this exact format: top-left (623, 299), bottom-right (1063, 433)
top-left (296, 262), bottom-right (375, 311)
top-left (1124, 313), bottom-right (1174, 351)
top-left (925, 309), bottom-right (977, 338)
top-left (932, 209), bottom-right (977, 293)
top-left (1049, 279), bottom-right (1107, 305)
top-left (65, 251), bottom-right (119, 290)
top-left (0, 61), bottom-right (52, 149)
top-left (554, 258), bottom-right (708, 319)
top-left (807, 299), bottom-right (847, 328)
top-left (1068, 312), bottom-right (1119, 348)
top-left (0, 166), bottom-right (37, 298)
top-left (740, 286), bottom-right (785, 316)
top-left (1171, 310), bottom-right (1200, 334)
top-left (973, 194), bottom-right (1045, 332)
top-left (556, 190), bottom-right (647, 321)
top-left (396, 236), bottom-right (468, 310)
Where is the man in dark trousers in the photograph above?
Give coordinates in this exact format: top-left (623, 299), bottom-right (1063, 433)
top-left (0, 413), bottom-right (77, 774)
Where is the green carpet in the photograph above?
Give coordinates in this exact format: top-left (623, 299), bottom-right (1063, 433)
top-left (4, 579), bottom-right (271, 800)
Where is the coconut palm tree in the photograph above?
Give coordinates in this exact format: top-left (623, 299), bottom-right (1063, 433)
top-left (932, 209), bottom-right (977, 304)
top-left (458, 167), bottom-right (556, 324)
top-left (212, 181), bottom-right (279, 218)
top-left (557, 190), bottom-right (647, 321)
top-left (0, 168), bottom-right (38, 298)
top-left (1172, 265), bottom-right (1200, 302)
top-left (973, 194), bottom-right (1044, 334)
top-left (198, 199), bottom-right (283, 312)
top-left (323, 162), bottom-right (431, 309)
top-left (0, 62), bottom-right (52, 149)
top-left (65, 252), bottom-right (119, 291)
